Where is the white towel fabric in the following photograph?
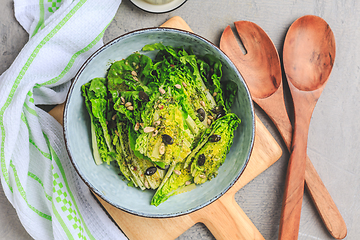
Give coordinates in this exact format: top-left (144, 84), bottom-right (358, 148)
top-left (0, 0), bottom-right (128, 239)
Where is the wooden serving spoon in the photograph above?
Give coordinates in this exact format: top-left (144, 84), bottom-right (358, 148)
top-left (220, 20), bottom-right (346, 239)
top-left (279, 15), bottom-right (336, 239)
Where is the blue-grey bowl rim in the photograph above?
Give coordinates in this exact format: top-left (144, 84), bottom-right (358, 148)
top-left (63, 27), bottom-right (255, 218)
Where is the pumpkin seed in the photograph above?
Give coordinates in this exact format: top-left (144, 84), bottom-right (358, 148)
top-left (174, 84), bottom-right (181, 89)
top-left (197, 108), bottom-right (206, 122)
top-left (145, 166), bottom-right (157, 176)
top-left (127, 106), bottom-right (134, 111)
top-left (198, 154), bottom-right (205, 166)
top-left (174, 170), bottom-right (181, 175)
top-left (209, 134), bottom-right (221, 142)
top-left (162, 134), bottom-right (174, 145)
top-left (125, 102), bottom-right (132, 107)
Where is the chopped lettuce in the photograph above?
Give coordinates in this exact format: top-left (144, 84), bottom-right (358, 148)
top-left (82, 43), bottom-right (241, 205)
top-left (81, 78), bottom-right (114, 164)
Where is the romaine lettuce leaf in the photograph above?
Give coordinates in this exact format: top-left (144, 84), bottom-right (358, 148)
top-left (151, 161), bottom-right (194, 206)
top-left (190, 113), bottom-right (241, 184)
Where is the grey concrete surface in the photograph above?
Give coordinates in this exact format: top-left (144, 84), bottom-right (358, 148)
top-left (1, 0), bottom-right (359, 239)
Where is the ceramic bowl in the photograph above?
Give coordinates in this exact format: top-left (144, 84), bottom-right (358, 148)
top-left (64, 28), bottom-right (255, 218)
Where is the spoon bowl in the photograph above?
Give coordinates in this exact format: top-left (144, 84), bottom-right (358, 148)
top-left (283, 16), bottom-right (336, 92)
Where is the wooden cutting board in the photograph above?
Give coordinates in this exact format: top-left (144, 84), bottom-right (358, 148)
top-left (49, 16), bottom-right (282, 240)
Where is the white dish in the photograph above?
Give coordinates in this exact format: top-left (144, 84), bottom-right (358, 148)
top-left (129, 0), bottom-right (187, 13)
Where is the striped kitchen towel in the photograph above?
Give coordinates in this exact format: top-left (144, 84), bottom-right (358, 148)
top-left (0, 0), bottom-right (127, 239)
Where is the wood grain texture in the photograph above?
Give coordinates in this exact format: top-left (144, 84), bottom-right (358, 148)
top-left (219, 20), bottom-right (346, 239)
top-left (49, 16), bottom-right (282, 240)
top-left (279, 15), bottom-right (336, 240)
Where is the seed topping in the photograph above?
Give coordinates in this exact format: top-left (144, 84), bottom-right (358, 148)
top-left (134, 123), bottom-right (140, 131)
top-left (159, 143), bottom-right (166, 155)
top-left (198, 154), bottom-right (206, 166)
top-left (209, 134), bottom-right (221, 142)
top-left (159, 87), bottom-right (166, 95)
top-left (197, 108), bottom-right (206, 122)
top-left (120, 97), bottom-right (125, 104)
top-left (145, 166), bottom-right (157, 176)
top-left (162, 134), bottom-right (174, 145)
top-left (144, 127), bottom-right (155, 133)
top-left (144, 179), bottom-right (149, 188)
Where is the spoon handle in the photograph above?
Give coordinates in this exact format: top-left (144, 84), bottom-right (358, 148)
top-left (304, 158), bottom-right (347, 239)
top-left (257, 92), bottom-right (346, 239)
top-left (278, 109), bottom-right (310, 240)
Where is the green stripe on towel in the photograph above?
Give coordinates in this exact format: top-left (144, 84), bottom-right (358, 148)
top-left (49, 139), bottom-right (95, 239)
top-left (31, 0), bottom-right (45, 38)
top-left (10, 160), bottom-right (52, 220)
top-left (35, 22), bottom-right (110, 88)
top-left (0, 0), bottom-right (86, 198)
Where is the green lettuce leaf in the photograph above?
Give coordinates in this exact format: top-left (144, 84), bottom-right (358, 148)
top-left (190, 113), bottom-right (241, 184)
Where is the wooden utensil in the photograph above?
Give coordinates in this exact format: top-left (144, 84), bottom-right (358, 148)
top-left (50, 16), bottom-right (283, 240)
top-left (219, 21), bottom-right (346, 239)
top-left (279, 15), bottom-right (336, 239)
